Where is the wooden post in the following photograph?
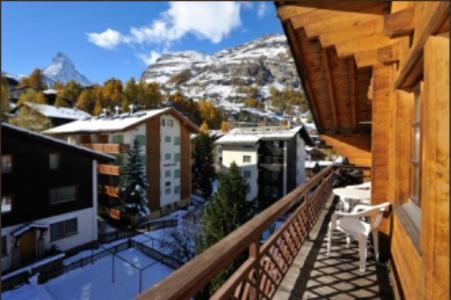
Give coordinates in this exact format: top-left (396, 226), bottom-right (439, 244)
top-left (249, 240), bottom-right (260, 299)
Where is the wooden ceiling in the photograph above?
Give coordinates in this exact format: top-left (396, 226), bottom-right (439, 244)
top-left (277, 1), bottom-right (392, 135)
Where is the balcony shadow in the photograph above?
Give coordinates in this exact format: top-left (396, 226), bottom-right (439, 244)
top-left (285, 199), bottom-right (395, 300)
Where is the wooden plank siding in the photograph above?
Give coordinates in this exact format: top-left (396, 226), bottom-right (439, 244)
top-left (146, 117), bottom-right (161, 214)
top-left (180, 125), bottom-right (191, 202)
top-left (276, 2), bottom-right (450, 299)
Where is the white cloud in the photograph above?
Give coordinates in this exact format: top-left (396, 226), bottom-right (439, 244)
top-left (87, 28), bottom-right (126, 49)
top-left (257, 3), bottom-right (268, 19)
top-left (88, 2), bottom-right (243, 50)
top-left (137, 50), bottom-right (162, 65)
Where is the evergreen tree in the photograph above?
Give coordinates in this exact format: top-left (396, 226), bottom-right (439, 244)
top-left (9, 106), bottom-right (51, 132)
top-left (35, 92), bottom-right (48, 104)
top-left (192, 133), bottom-right (215, 198)
top-left (76, 89), bottom-right (94, 112)
top-left (220, 120), bottom-right (231, 132)
top-left (119, 137), bottom-right (149, 227)
top-left (199, 121), bottom-right (209, 133)
top-left (17, 89), bottom-right (38, 105)
top-left (20, 69), bottom-right (46, 90)
top-left (58, 80), bottom-right (82, 105)
top-left (196, 163), bottom-right (251, 295)
top-left (122, 78), bottom-right (138, 112)
top-left (92, 100), bottom-right (103, 115)
top-left (1, 78), bottom-right (10, 120)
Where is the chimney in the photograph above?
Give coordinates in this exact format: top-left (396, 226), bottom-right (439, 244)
top-left (102, 108), bottom-right (107, 117)
top-left (115, 105), bottom-right (120, 116)
top-left (129, 104), bottom-right (134, 115)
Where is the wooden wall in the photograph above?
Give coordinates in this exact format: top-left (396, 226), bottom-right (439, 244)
top-left (180, 125), bottom-right (191, 201)
top-left (146, 117), bottom-right (161, 214)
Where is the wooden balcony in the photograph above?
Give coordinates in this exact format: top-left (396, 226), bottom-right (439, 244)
top-left (81, 143), bottom-right (129, 154)
top-left (97, 164), bottom-right (120, 176)
top-left (102, 185), bottom-right (119, 197)
top-left (139, 165), bottom-right (394, 299)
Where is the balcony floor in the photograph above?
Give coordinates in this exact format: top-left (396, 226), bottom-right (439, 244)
top-left (274, 197), bottom-right (395, 300)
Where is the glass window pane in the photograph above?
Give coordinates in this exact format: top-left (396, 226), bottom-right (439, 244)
top-left (174, 153), bottom-right (180, 162)
top-left (65, 218), bottom-right (78, 235)
top-left (49, 153), bottom-right (61, 170)
top-left (174, 169), bottom-right (180, 178)
top-left (50, 222), bottom-right (63, 241)
top-left (414, 126), bottom-right (420, 161)
top-left (1, 155), bottom-right (12, 173)
top-left (174, 137), bottom-right (180, 145)
top-left (165, 170), bottom-right (171, 177)
top-left (136, 135), bottom-right (145, 146)
top-left (2, 236), bottom-right (7, 255)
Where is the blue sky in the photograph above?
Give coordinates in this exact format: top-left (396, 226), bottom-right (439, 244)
top-left (2, 1), bottom-right (284, 84)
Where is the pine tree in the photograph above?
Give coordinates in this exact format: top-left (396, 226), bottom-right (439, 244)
top-left (196, 162), bottom-right (251, 295)
top-left (20, 69), bottom-right (46, 90)
top-left (220, 120), bottom-right (231, 132)
top-left (119, 137), bottom-right (149, 227)
top-left (35, 92), bottom-right (48, 104)
top-left (76, 89), bottom-right (94, 112)
top-left (199, 121), bottom-right (209, 133)
top-left (10, 106), bottom-right (51, 132)
top-left (192, 133), bottom-right (215, 198)
top-left (58, 80), bottom-right (82, 105)
top-left (1, 78), bottom-right (10, 120)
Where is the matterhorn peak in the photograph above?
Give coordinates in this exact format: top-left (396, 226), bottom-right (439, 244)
top-left (43, 52), bottom-right (92, 86)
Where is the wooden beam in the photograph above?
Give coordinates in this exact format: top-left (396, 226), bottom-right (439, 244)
top-left (278, 1), bottom-right (390, 21)
top-left (378, 43), bottom-right (400, 65)
top-left (320, 48), bottom-right (339, 131)
top-left (318, 17), bottom-right (384, 48)
top-left (284, 22), bottom-right (323, 132)
top-left (304, 14), bottom-right (376, 38)
top-left (348, 58), bottom-right (358, 132)
top-left (395, 2), bottom-right (450, 89)
top-left (383, 6), bottom-right (415, 38)
top-left (355, 50), bottom-right (380, 68)
top-left (335, 34), bottom-right (395, 58)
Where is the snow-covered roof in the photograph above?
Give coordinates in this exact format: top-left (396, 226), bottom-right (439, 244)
top-left (45, 107), bottom-right (198, 135)
top-left (23, 102), bottom-right (92, 120)
top-left (215, 125), bottom-right (309, 145)
top-left (43, 88), bottom-right (58, 95)
top-left (11, 223), bottom-right (49, 237)
top-left (3, 123), bottom-right (114, 161)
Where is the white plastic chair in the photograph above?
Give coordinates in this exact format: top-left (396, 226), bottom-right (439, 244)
top-left (326, 202), bottom-right (390, 272)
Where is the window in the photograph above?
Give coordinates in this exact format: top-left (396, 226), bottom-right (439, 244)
top-left (165, 181), bottom-right (171, 186)
top-left (165, 136), bottom-right (171, 143)
top-left (2, 195), bottom-right (12, 213)
top-left (165, 187), bottom-right (171, 195)
top-left (174, 137), bottom-right (180, 145)
top-left (50, 186), bottom-right (77, 205)
top-left (165, 170), bottom-right (171, 178)
top-left (243, 155), bottom-right (251, 163)
top-left (243, 170), bottom-right (252, 179)
top-left (165, 153), bottom-right (171, 161)
top-left (1, 155), bottom-right (12, 173)
top-left (50, 218), bottom-right (78, 241)
top-left (112, 134), bottom-right (124, 144)
top-left (168, 120), bottom-right (174, 127)
top-left (49, 153), bottom-right (61, 170)
top-left (174, 169), bottom-right (180, 178)
top-left (410, 84), bottom-right (421, 207)
top-left (136, 135), bottom-right (145, 146)
top-left (161, 119), bottom-right (166, 126)
top-left (2, 236), bottom-right (7, 256)
top-left (174, 153), bottom-right (180, 162)
top-left (174, 186), bottom-right (180, 194)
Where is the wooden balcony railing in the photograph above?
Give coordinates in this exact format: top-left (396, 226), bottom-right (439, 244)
top-left (103, 185), bottom-right (119, 197)
top-left (81, 143), bottom-right (129, 154)
top-left (97, 164), bottom-right (120, 176)
top-left (139, 166), bottom-right (336, 299)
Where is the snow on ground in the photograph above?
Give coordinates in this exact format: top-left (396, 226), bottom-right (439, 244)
top-left (4, 248), bottom-right (173, 300)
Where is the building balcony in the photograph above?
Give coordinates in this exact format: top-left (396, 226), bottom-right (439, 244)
top-left (97, 164), bottom-right (120, 176)
top-left (102, 184), bottom-right (119, 197)
top-left (81, 143), bottom-right (129, 154)
top-left (137, 166), bottom-right (393, 299)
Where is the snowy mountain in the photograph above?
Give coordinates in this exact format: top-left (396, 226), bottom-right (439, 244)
top-left (140, 34), bottom-right (301, 106)
top-left (43, 52), bottom-right (92, 86)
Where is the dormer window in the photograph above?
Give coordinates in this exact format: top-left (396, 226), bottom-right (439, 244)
top-left (49, 153), bottom-right (61, 170)
top-left (1, 155), bottom-right (12, 173)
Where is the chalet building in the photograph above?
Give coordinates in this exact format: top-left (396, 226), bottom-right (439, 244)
top-left (139, 2), bottom-right (449, 299)
top-left (45, 107), bottom-right (198, 220)
top-left (1, 123), bottom-right (113, 272)
top-left (215, 126), bottom-right (312, 206)
top-left (12, 102), bottom-right (92, 127)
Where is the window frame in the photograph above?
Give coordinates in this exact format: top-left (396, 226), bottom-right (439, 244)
top-left (49, 185), bottom-right (78, 205)
top-left (49, 153), bottom-right (61, 170)
top-left (243, 155), bottom-right (251, 163)
top-left (409, 83), bottom-right (422, 207)
top-left (50, 218), bottom-right (78, 242)
top-left (1, 155), bottom-right (13, 173)
top-left (1, 194), bottom-right (12, 213)
top-left (174, 137), bottom-right (180, 145)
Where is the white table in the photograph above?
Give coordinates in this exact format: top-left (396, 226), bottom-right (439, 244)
top-left (333, 187), bottom-right (371, 211)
